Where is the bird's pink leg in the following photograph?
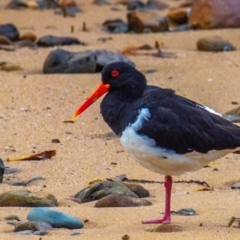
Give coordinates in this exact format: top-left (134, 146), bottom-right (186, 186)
top-left (142, 175), bottom-right (172, 224)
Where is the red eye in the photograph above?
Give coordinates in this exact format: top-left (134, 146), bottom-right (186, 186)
top-left (111, 70), bottom-right (119, 77)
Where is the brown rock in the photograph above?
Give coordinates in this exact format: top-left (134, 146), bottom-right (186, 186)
top-left (20, 32), bottom-right (37, 42)
top-left (197, 36), bottom-right (236, 52)
top-left (0, 190), bottom-right (58, 207)
top-left (0, 35), bottom-right (12, 45)
top-left (14, 220), bottom-right (52, 233)
top-left (123, 182), bottom-right (149, 198)
top-left (127, 11), bottom-right (169, 33)
top-left (0, 63), bottom-right (23, 71)
top-left (167, 7), bottom-right (189, 25)
top-left (94, 194), bottom-right (152, 207)
top-left (75, 180), bottom-right (138, 203)
top-left (60, 0), bottom-right (77, 7)
top-left (189, 0), bottom-right (240, 29)
top-left (14, 221), bottom-right (41, 232)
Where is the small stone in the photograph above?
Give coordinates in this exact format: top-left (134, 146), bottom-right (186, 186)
top-left (4, 214), bottom-right (20, 221)
top-left (231, 182), bottom-right (240, 189)
top-left (4, 167), bottom-right (21, 174)
top-left (127, 0), bottom-right (145, 10)
top-left (35, 0), bottom-right (60, 8)
top-left (197, 37), bottom-right (236, 52)
top-left (146, 224), bottom-right (183, 232)
top-left (147, 0), bottom-right (169, 10)
top-left (127, 11), bottom-right (169, 33)
top-left (0, 23), bottom-right (19, 41)
top-left (75, 181), bottom-right (138, 203)
top-left (102, 19), bottom-right (128, 33)
top-left (37, 35), bottom-right (82, 47)
top-left (167, 7), bottom-right (189, 25)
top-left (93, 0), bottom-right (110, 6)
top-left (71, 232), bottom-right (81, 236)
top-left (174, 208), bottom-right (197, 216)
top-left (0, 63), bottom-right (23, 71)
top-left (14, 220), bottom-right (52, 234)
top-left (0, 159), bottom-right (5, 183)
top-left (27, 207), bottom-right (83, 229)
top-left (94, 194), bottom-right (152, 207)
top-left (60, 0), bottom-right (77, 7)
top-left (5, 0), bottom-right (28, 9)
top-left (20, 32), bottom-right (37, 42)
top-left (0, 35), bottom-right (12, 45)
top-left (123, 182), bottom-right (149, 198)
top-left (0, 190), bottom-right (58, 207)
top-left (52, 138), bottom-right (60, 143)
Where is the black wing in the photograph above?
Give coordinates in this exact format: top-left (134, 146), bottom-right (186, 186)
top-left (135, 86), bottom-right (240, 154)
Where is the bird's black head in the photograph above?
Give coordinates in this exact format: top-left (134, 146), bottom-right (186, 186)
top-left (101, 62), bottom-right (147, 100)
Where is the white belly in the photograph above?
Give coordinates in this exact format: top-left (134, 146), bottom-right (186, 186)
top-left (120, 108), bottom-right (237, 176)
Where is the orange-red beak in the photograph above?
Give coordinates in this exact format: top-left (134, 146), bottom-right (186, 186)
top-left (73, 83), bottom-right (110, 118)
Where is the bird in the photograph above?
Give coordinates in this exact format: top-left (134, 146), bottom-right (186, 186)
top-left (73, 61), bottom-right (240, 224)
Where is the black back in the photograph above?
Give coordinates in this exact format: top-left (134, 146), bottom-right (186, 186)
top-left (100, 62), bottom-right (240, 154)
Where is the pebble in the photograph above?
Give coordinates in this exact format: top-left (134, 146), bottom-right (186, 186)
top-left (5, 0), bottom-right (28, 9)
top-left (0, 35), bottom-right (12, 45)
top-left (123, 182), bottom-right (149, 198)
top-left (102, 19), bottom-right (128, 33)
top-left (127, 0), bottom-right (168, 10)
top-left (231, 182), bottom-right (240, 189)
top-left (167, 7), bottom-right (189, 25)
top-left (0, 23), bottom-right (19, 41)
top-left (127, 11), bottom-right (169, 33)
top-left (36, 35), bottom-right (82, 47)
top-left (94, 194), bottom-right (152, 207)
top-left (14, 220), bottom-right (52, 232)
top-left (173, 208), bottom-right (197, 216)
top-left (20, 32), bottom-right (37, 42)
top-left (93, 0), bottom-right (110, 6)
top-left (75, 180), bottom-right (139, 203)
top-left (127, 0), bottom-right (145, 10)
top-left (4, 167), bottom-right (22, 174)
top-left (197, 36), bottom-right (236, 52)
top-left (0, 190), bottom-right (58, 207)
top-left (4, 214), bottom-right (21, 221)
top-left (36, 0), bottom-right (60, 9)
top-left (0, 159), bottom-right (5, 183)
top-left (0, 63), bottom-right (23, 71)
top-left (27, 207), bottom-right (83, 229)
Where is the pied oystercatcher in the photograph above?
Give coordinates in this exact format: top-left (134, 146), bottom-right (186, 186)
top-left (73, 62), bottom-right (240, 224)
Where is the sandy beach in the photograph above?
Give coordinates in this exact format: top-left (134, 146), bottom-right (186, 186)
top-left (1, 1), bottom-right (240, 239)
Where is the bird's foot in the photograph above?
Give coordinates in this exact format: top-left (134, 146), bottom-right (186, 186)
top-left (142, 216), bottom-right (171, 224)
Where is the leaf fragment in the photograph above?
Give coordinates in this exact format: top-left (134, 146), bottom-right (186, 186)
top-left (7, 150), bottom-right (56, 162)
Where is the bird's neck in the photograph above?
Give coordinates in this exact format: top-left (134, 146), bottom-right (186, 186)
top-left (100, 89), bottom-right (142, 136)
